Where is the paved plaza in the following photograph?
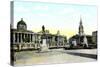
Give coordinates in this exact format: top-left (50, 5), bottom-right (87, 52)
top-left (14, 49), bottom-right (97, 66)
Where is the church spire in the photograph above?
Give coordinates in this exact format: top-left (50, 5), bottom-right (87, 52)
top-left (79, 17), bottom-right (84, 36)
top-left (80, 17), bottom-right (82, 25)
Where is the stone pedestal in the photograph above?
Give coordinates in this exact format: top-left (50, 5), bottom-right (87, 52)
top-left (41, 39), bottom-right (49, 52)
top-left (83, 36), bottom-right (88, 47)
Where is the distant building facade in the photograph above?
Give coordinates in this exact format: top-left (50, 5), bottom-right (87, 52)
top-left (92, 31), bottom-right (97, 45)
top-left (11, 18), bottom-right (67, 51)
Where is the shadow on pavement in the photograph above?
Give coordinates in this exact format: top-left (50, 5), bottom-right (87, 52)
top-left (67, 52), bottom-right (97, 59)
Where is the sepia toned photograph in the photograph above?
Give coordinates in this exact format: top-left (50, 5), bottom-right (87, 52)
top-left (10, 1), bottom-right (97, 66)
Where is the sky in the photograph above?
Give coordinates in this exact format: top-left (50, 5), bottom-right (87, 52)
top-left (13, 1), bottom-right (97, 39)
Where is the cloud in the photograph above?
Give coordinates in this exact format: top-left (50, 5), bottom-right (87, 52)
top-left (29, 13), bottom-right (48, 17)
top-left (15, 5), bottom-right (48, 13)
top-left (37, 13), bottom-right (48, 16)
top-left (14, 7), bottom-right (30, 13)
top-left (33, 6), bottom-right (48, 10)
top-left (58, 8), bottom-right (75, 15)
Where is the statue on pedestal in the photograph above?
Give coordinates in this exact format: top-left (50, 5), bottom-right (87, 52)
top-left (42, 25), bottom-right (45, 34)
top-left (38, 25), bottom-right (49, 52)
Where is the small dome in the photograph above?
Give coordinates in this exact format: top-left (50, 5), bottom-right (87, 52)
top-left (17, 18), bottom-right (26, 26)
top-left (17, 18), bottom-right (27, 30)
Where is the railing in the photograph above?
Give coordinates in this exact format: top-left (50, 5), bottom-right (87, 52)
top-left (12, 42), bottom-right (66, 51)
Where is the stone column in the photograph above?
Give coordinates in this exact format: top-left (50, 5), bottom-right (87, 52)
top-left (24, 33), bottom-right (27, 48)
top-left (39, 35), bottom-right (41, 48)
top-left (26, 34), bottom-right (28, 43)
top-left (32, 34), bottom-right (34, 42)
top-left (30, 34), bottom-right (32, 43)
top-left (32, 34), bottom-right (35, 48)
top-left (13, 33), bottom-right (15, 44)
top-left (19, 33), bottom-right (21, 50)
top-left (23, 33), bottom-right (25, 43)
top-left (26, 34), bottom-right (28, 48)
top-left (17, 33), bottom-right (19, 43)
top-left (30, 34), bottom-right (32, 47)
top-left (35, 35), bottom-right (37, 49)
top-left (57, 36), bottom-right (59, 47)
top-left (19, 33), bottom-right (21, 43)
top-left (16, 33), bottom-right (19, 51)
top-left (31, 34), bottom-right (33, 42)
top-left (30, 34), bottom-right (31, 42)
top-left (20, 33), bottom-right (22, 43)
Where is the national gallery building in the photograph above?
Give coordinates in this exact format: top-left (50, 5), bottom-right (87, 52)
top-left (11, 18), bottom-right (67, 51)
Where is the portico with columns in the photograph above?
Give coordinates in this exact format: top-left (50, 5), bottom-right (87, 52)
top-left (11, 18), bottom-right (67, 51)
top-left (11, 18), bottom-right (40, 51)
